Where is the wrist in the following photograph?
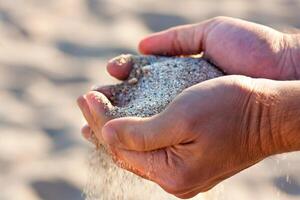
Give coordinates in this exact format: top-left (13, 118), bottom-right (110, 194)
top-left (243, 79), bottom-right (281, 157)
top-left (271, 80), bottom-right (300, 153)
top-left (250, 79), bottom-right (300, 156)
top-left (283, 34), bottom-right (300, 79)
top-left (244, 79), bottom-right (300, 157)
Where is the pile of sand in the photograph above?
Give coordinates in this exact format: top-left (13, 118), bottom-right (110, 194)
top-left (108, 54), bottom-right (224, 117)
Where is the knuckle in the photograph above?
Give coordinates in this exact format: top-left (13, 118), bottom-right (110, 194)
top-left (211, 16), bottom-right (229, 22)
top-left (172, 29), bottom-right (184, 53)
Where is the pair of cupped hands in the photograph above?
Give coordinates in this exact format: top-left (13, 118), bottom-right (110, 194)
top-left (77, 17), bottom-right (300, 198)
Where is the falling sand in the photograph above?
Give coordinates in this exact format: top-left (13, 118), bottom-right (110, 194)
top-left (84, 54), bottom-right (224, 200)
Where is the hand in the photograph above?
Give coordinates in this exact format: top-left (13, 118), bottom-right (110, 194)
top-left (137, 16), bottom-right (300, 80)
top-left (78, 75), bottom-right (292, 198)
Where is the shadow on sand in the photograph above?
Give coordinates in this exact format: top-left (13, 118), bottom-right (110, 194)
top-left (273, 175), bottom-right (300, 196)
top-left (138, 12), bottom-right (189, 32)
top-left (56, 40), bottom-right (136, 59)
top-left (31, 179), bottom-right (84, 200)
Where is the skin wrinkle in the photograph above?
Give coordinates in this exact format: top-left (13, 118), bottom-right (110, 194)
top-left (276, 36), bottom-right (288, 79)
top-left (291, 53), bottom-right (300, 80)
top-left (267, 105), bottom-right (277, 155)
top-left (275, 105), bottom-right (284, 153)
top-left (280, 34), bottom-right (292, 78)
top-left (289, 49), bottom-right (299, 79)
top-left (163, 148), bottom-right (171, 168)
top-left (238, 80), bottom-right (255, 158)
top-left (268, 86), bottom-right (290, 154)
top-left (238, 100), bottom-right (251, 153)
top-left (281, 105), bottom-right (299, 151)
top-left (202, 18), bottom-right (224, 53)
top-left (256, 102), bottom-right (266, 157)
top-left (191, 25), bottom-right (198, 53)
top-left (142, 150), bottom-right (156, 181)
top-left (251, 82), bottom-right (282, 155)
top-left (192, 21), bottom-right (206, 54)
top-left (172, 29), bottom-right (184, 55)
top-left (251, 85), bottom-right (274, 156)
top-left (289, 34), bottom-right (300, 79)
top-left (258, 85), bottom-right (282, 155)
top-left (278, 34), bottom-right (298, 80)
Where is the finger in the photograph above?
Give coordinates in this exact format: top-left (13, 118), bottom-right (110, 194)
top-left (81, 124), bottom-right (99, 145)
top-left (77, 95), bottom-right (96, 132)
top-left (77, 94), bottom-right (105, 144)
top-left (78, 95), bottom-right (103, 146)
top-left (102, 109), bottom-right (188, 151)
top-left (138, 20), bottom-right (212, 56)
top-left (85, 91), bottom-right (113, 142)
top-left (107, 54), bottom-right (133, 80)
top-left (90, 85), bottom-right (116, 103)
top-left (81, 124), bottom-right (92, 140)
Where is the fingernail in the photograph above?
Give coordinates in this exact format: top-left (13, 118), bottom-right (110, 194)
top-left (86, 92), bottom-right (112, 112)
top-left (86, 92), bottom-right (102, 104)
top-left (109, 54), bottom-right (132, 66)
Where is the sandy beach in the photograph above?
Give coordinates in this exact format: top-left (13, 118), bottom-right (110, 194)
top-left (0, 0), bottom-right (300, 199)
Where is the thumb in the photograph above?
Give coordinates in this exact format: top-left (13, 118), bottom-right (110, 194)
top-left (102, 112), bottom-right (185, 151)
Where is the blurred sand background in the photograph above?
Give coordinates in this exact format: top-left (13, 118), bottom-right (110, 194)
top-left (0, 0), bottom-right (300, 200)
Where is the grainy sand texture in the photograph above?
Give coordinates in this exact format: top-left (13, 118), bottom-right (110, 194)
top-left (1, 0), bottom-right (300, 200)
top-left (108, 55), bottom-right (223, 117)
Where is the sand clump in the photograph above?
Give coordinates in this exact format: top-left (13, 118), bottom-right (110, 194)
top-left (85, 54), bottom-right (224, 200)
top-left (108, 54), bottom-right (224, 118)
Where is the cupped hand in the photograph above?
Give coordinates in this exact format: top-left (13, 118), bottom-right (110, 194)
top-left (78, 73), bottom-right (280, 198)
top-left (138, 16), bottom-right (299, 80)
top-left (77, 59), bottom-right (278, 198)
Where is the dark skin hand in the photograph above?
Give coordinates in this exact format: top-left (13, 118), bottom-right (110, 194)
top-left (77, 17), bottom-right (300, 199)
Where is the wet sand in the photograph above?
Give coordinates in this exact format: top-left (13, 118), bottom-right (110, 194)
top-left (0, 0), bottom-right (300, 199)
